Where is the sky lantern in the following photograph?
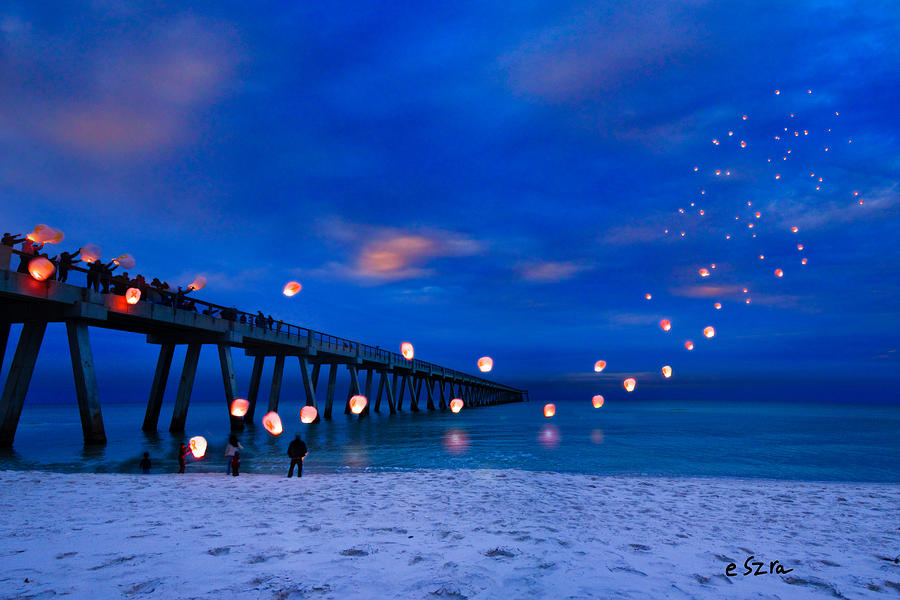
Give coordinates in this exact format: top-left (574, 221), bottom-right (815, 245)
top-left (801, 258), bottom-right (808, 265)
top-left (745, 298), bottom-right (752, 304)
top-left (300, 405), bottom-right (318, 423)
top-left (188, 275), bottom-right (207, 291)
top-left (685, 340), bottom-right (694, 351)
top-left (477, 356), bottom-right (493, 372)
top-left (262, 411), bottom-right (283, 435)
top-left (125, 287), bottom-right (141, 304)
top-left (791, 226), bottom-right (799, 233)
top-left (230, 398), bottom-right (250, 417)
top-left (662, 365), bottom-right (672, 378)
top-left (740, 140), bottom-right (747, 148)
top-left (112, 254), bottom-right (135, 269)
top-left (623, 378), bottom-right (636, 392)
top-left (28, 257), bottom-right (55, 281)
top-left (714, 302), bottom-right (722, 310)
top-left (593, 360), bottom-right (606, 373)
top-left (698, 268), bottom-right (710, 277)
top-left (659, 319), bottom-right (671, 332)
top-left (591, 395), bottom-right (604, 408)
top-left (27, 224), bottom-right (64, 244)
top-left (283, 281), bottom-right (302, 296)
top-left (449, 398), bottom-right (464, 413)
top-left (188, 436), bottom-right (207, 459)
top-left (703, 326), bottom-right (715, 338)
top-left (797, 244), bottom-right (804, 251)
top-left (759, 254), bottom-right (765, 260)
top-left (774, 89), bottom-right (780, 95)
top-left (774, 268), bottom-right (784, 278)
top-left (400, 342), bottom-right (414, 360)
top-left (543, 403), bottom-right (556, 418)
top-left (80, 244), bottom-right (102, 263)
top-left (349, 395), bottom-right (368, 414)
top-left (644, 293), bottom-right (652, 300)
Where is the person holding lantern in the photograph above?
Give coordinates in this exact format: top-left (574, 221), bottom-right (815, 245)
top-left (2, 233), bottom-right (26, 247)
top-left (55, 248), bottom-right (81, 283)
top-left (287, 435), bottom-right (308, 478)
top-left (178, 443), bottom-right (190, 473)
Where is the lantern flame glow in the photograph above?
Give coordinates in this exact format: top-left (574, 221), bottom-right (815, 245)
top-left (230, 398), bottom-right (250, 417)
top-left (112, 254), bottom-right (135, 269)
top-left (283, 281), bottom-right (302, 296)
top-left (300, 405), bottom-right (318, 423)
top-left (187, 276), bottom-right (207, 291)
top-left (188, 436), bottom-right (207, 459)
top-left (80, 244), bottom-right (102, 263)
top-left (28, 257), bottom-right (55, 281)
top-left (349, 395), bottom-right (368, 415)
top-left (262, 411), bottom-right (283, 435)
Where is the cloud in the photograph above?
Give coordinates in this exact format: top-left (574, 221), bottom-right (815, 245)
top-left (517, 260), bottom-right (585, 283)
top-left (670, 284), bottom-right (742, 298)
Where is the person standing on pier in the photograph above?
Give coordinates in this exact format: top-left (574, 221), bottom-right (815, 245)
top-left (2, 233), bottom-right (25, 247)
top-left (287, 435), bottom-right (308, 478)
top-left (55, 248), bottom-right (81, 283)
top-left (224, 435), bottom-right (243, 475)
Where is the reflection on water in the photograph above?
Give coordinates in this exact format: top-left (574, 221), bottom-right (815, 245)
top-left (0, 399), bottom-right (898, 482)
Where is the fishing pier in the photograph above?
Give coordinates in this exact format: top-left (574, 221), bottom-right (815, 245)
top-left (0, 246), bottom-right (527, 446)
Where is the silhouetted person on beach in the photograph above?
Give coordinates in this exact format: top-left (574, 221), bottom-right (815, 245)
top-left (178, 443), bottom-right (189, 473)
top-left (287, 435), bottom-right (308, 478)
top-left (225, 435), bottom-right (242, 475)
top-left (56, 249), bottom-right (81, 283)
top-left (231, 451), bottom-right (241, 476)
top-left (140, 452), bottom-right (151, 474)
top-left (2, 233), bottom-right (25, 247)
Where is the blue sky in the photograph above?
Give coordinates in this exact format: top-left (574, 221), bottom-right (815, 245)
top-left (1, 1), bottom-right (898, 403)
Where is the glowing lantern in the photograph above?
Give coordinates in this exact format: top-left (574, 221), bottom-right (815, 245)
top-left (28, 257), bottom-right (55, 281)
top-left (593, 360), bottom-right (606, 373)
top-left (745, 298), bottom-right (751, 304)
top-left (742, 288), bottom-right (749, 294)
top-left (283, 281), bottom-right (302, 297)
top-left (644, 293), bottom-right (652, 300)
top-left (125, 287), bottom-right (141, 304)
top-left (703, 326), bottom-right (715, 338)
top-left (262, 411), bottom-right (283, 436)
top-left (80, 244), bottom-right (102, 263)
top-left (740, 140), bottom-right (747, 148)
top-left (449, 398), bottom-right (464, 413)
top-left (188, 276), bottom-right (207, 291)
top-left (710, 263), bottom-right (716, 269)
top-left (660, 319), bottom-right (671, 332)
top-left (112, 254), bottom-right (135, 269)
top-left (797, 244), bottom-right (804, 251)
top-left (774, 269), bottom-right (784, 278)
top-left (188, 436), bottom-right (207, 459)
top-left (623, 378), bottom-right (636, 392)
top-left (714, 302), bottom-right (722, 310)
top-left (230, 398), bottom-right (250, 417)
top-left (591, 395), bottom-right (604, 408)
top-left (349, 395), bottom-right (367, 415)
top-left (801, 258), bottom-right (808, 265)
top-left (543, 403), bottom-right (556, 418)
top-left (685, 340), bottom-right (694, 351)
top-left (400, 342), bottom-right (414, 360)
top-left (477, 356), bottom-right (493, 373)
top-left (759, 254), bottom-right (765, 260)
top-left (791, 226), bottom-right (798, 233)
top-left (300, 405), bottom-right (318, 423)
top-left (27, 224), bottom-right (64, 244)
top-left (698, 268), bottom-right (710, 277)
top-left (774, 89), bottom-right (780, 95)
top-left (662, 365), bottom-right (672, 378)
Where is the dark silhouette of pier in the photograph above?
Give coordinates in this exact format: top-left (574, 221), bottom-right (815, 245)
top-left (0, 246), bottom-right (527, 446)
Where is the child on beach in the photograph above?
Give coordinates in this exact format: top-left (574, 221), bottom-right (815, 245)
top-left (139, 452), bottom-right (151, 474)
top-left (231, 452), bottom-right (240, 476)
top-left (224, 435), bottom-right (242, 475)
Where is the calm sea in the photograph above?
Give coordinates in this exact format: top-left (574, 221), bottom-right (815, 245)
top-left (1, 399), bottom-right (897, 482)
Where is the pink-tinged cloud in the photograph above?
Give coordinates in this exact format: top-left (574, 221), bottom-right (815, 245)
top-left (670, 284), bottom-right (742, 298)
top-left (517, 261), bottom-right (585, 282)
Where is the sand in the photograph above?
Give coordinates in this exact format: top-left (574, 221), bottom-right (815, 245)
top-left (0, 470), bottom-right (897, 599)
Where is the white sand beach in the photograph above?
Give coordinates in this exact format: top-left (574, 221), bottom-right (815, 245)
top-left (0, 470), bottom-right (897, 599)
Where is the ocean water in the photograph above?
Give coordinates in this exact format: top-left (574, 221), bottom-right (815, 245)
top-left (1, 399), bottom-right (898, 482)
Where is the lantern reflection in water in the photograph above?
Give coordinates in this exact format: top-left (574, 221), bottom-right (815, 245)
top-left (539, 425), bottom-right (560, 449)
top-left (443, 429), bottom-right (470, 455)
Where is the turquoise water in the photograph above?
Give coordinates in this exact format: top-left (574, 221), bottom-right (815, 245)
top-left (1, 400), bottom-right (898, 482)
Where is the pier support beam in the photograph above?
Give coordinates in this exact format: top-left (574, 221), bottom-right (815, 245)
top-left (142, 344), bottom-right (174, 432)
top-left (425, 376), bottom-right (435, 411)
top-left (323, 363), bottom-right (338, 419)
top-left (246, 356), bottom-right (265, 421)
top-left (66, 321), bottom-right (106, 445)
top-left (268, 355), bottom-right (285, 414)
top-left (0, 322), bottom-right (46, 447)
top-left (344, 365), bottom-right (361, 415)
top-left (169, 343), bottom-right (201, 432)
top-left (218, 345), bottom-right (243, 430)
top-left (360, 368), bottom-right (372, 418)
top-left (299, 356), bottom-right (317, 408)
top-left (438, 379), bottom-right (447, 410)
top-left (409, 376), bottom-right (420, 412)
top-left (397, 374), bottom-right (407, 411)
top-left (0, 323), bottom-right (9, 373)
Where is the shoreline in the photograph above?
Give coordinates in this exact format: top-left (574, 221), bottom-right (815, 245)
top-left (2, 469), bottom-right (897, 599)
